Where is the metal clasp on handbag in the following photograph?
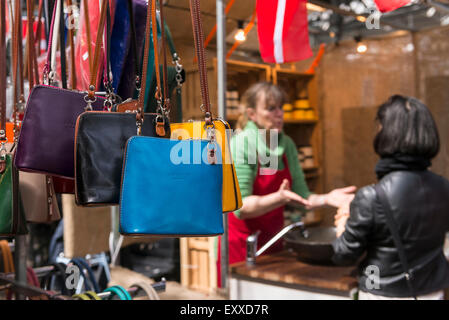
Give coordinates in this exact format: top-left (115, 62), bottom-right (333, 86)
top-left (205, 124), bottom-right (217, 165)
top-left (84, 86), bottom-right (98, 111)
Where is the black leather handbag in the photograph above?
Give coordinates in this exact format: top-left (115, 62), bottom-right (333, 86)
top-left (74, 0), bottom-right (170, 206)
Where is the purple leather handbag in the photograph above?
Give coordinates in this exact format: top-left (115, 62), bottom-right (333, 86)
top-left (15, 0), bottom-right (110, 178)
top-left (15, 85), bottom-right (105, 178)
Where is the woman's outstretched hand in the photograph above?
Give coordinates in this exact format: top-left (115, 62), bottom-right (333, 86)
top-left (334, 193), bottom-right (355, 237)
top-left (325, 186), bottom-right (357, 208)
top-left (277, 179), bottom-right (311, 208)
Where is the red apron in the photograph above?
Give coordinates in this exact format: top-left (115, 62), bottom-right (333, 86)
top-left (217, 154), bottom-right (292, 287)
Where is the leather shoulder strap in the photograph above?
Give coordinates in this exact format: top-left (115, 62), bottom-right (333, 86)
top-left (127, 0), bottom-right (141, 89)
top-left (87, 0), bottom-right (109, 98)
top-left (135, 0), bottom-right (154, 118)
top-left (189, 0), bottom-right (212, 125)
top-left (374, 183), bottom-right (417, 299)
top-left (82, 0), bottom-right (93, 75)
top-left (67, 0), bottom-right (77, 89)
top-left (0, 0), bottom-right (6, 135)
top-left (58, 0), bottom-right (67, 89)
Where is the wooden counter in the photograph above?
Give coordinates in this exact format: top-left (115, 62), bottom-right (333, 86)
top-left (230, 252), bottom-right (358, 299)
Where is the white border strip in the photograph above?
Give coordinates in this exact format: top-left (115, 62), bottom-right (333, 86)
top-left (273, 0), bottom-right (286, 64)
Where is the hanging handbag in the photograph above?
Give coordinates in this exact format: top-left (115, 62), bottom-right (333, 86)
top-left (171, 119), bottom-right (242, 213)
top-left (5, 0), bottom-right (61, 224)
top-left (169, 0), bottom-right (242, 214)
top-left (74, 0), bottom-right (170, 207)
top-left (40, 0), bottom-right (75, 194)
top-left (119, 0), bottom-right (224, 237)
top-left (14, 0), bottom-right (108, 178)
top-left (144, 15), bottom-right (185, 120)
top-left (0, 2), bottom-right (27, 236)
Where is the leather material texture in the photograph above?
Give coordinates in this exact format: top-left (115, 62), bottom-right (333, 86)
top-left (52, 177), bottom-right (75, 194)
top-left (171, 119), bottom-right (242, 213)
top-left (119, 136), bottom-right (223, 236)
top-left (117, 0), bottom-right (147, 100)
top-left (19, 172), bottom-right (61, 223)
top-left (333, 170), bottom-right (449, 297)
top-left (110, 0), bottom-right (132, 93)
top-left (0, 145), bottom-right (27, 236)
top-left (74, 111), bottom-right (170, 206)
top-left (0, 153), bottom-right (14, 235)
top-left (15, 85), bottom-right (105, 178)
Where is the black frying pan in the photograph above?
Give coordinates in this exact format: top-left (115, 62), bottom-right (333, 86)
top-left (284, 226), bottom-right (337, 265)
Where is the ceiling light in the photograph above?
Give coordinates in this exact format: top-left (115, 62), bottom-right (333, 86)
top-left (441, 15), bottom-right (449, 26)
top-left (306, 3), bottom-right (325, 12)
top-left (355, 36), bottom-right (367, 54)
top-left (321, 21), bottom-right (330, 31)
top-left (426, 7), bottom-right (436, 18)
top-left (357, 43), bottom-right (368, 53)
top-left (234, 20), bottom-right (246, 42)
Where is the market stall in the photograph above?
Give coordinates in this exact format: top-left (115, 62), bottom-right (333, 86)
top-left (1, 0), bottom-right (449, 304)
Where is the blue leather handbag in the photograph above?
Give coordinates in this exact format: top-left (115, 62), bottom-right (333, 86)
top-left (119, 136), bottom-right (224, 236)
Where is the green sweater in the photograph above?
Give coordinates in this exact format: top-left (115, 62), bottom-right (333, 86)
top-left (230, 121), bottom-right (311, 218)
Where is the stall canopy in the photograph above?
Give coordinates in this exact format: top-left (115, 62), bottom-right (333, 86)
top-left (163, 0), bottom-right (449, 60)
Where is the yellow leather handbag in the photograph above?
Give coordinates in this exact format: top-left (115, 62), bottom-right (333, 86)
top-left (171, 119), bottom-right (243, 213)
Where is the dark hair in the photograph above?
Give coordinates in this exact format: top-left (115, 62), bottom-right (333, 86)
top-left (374, 95), bottom-right (440, 159)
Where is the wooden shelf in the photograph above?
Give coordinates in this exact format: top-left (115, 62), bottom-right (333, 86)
top-left (284, 118), bottom-right (318, 125)
top-left (273, 69), bottom-right (315, 79)
top-left (302, 165), bottom-right (320, 171)
top-left (305, 172), bottom-right (321, 180)
top-left (226, 113), bottom-right (318, 125)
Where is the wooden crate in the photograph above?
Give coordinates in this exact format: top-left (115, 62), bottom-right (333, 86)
top-left (180, 237), bottom-right (218, 294)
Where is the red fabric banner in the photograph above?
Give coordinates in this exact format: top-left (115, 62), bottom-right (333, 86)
top-left (374, 0), bottom-right (411, 13)
top-left (256, 0), bottom-right (312, 64)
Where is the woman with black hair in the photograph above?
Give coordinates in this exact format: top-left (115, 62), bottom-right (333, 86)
top-left (333, 95), bottom-right (449, 300)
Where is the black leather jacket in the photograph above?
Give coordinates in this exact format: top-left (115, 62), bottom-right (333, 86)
top-left (332, 170), bottom-right (449, 297)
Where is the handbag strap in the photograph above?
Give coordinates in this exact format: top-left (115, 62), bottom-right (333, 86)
top-left (0, 240), bottom-right (14, 273)
top-left (374, 184), bottom-right (417, 300)
top-left (72, 293), bottom-right (91, 300)
top-left (126, 0), bottom-right (141, 90)
top-left (159, 2), bottom-right (170, 114)
top-left (150, 0), bottom-right (162, 110)
top-left (42, 262), bottom-right (70, 296)
top-left (159, 17), bottom-right (184, 122)
top-left (82, 0), bottom-right (93, 75)
top-left (134, 0), bottom-right (157, 133)
top-left (69, 258), bottom-right (91, 292)
top-left (14, 0), bottom-right (25, 111)
top-left (131, 282), bottom-right (160, 300)
top-left (67, 0), bottom-right (77, 89)
top-left (0, 0), bottom-right (7, 169)
top-left (104, 285), bottom-right (132, 300)
top-left (1, 240), bottom-right (16, 300)
top-left (86, 0), bottom-right (110, 101)
top-left (58, 0), bottom-right (67, 89)
top-left (84, 290), bottom-right (102, 300)
top-left (27, 267), bottom-right (41, 287)
top-left (188, 0), bottom-right (217, 163)
top-left (43, 0), bottom-right (58, 83)
top-left (72, 257), bottom-right (101, 293)
top-left (189, 0), bottom-right (212, 125)
top-left (49, 0), bottom-right (60, 83)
